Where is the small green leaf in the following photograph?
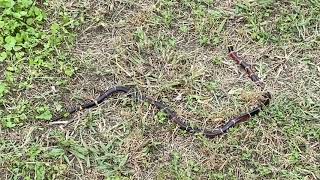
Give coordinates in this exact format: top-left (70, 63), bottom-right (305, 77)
top-left (155, 111), bottom-right (168, 124)
top-left (35, 163), bottom-right (46, 180)
top-left (5, 120), bottom-right (16, 128)
top-left (0, 0), bottom-right (15, 8)
top-left (15, 51), bottom-right (25, 59)
top-left (26, 18), bottom-right (34, 25)
top-left (206, 81), bottom-right (219, 92)
top-left (212, 56), bottom-right (222, 65)
top-left (19, 0), bottom-right (33, 7)
top-left (4, 36), bottom-right (16, 50)
top-left (33, 7), bottom-right (44, 21)
top-left (13, 12), bottom-right (22, 19)
top-left (0, 82), bottom-right (8, 97)
top-left (70, 146), bottom-right (89, 160)
top-left (0, 21), bottom-right (4, 28)
top-left (64, 66), bottom-right (75, 77)
top-left (0, 52), bottom-right (7, 62)
top-left (217, 19), bottom-right (226, 33)
top-left (50, 23), bottom-right (60, 34)
top-left (179, 25), bottom-right (189, 33)
top-left (13, 46), bottom-right (22, 51)
top-left (36, 106), bottom-right (52, 120)
top-left (19, 11), bottom-right (28, 17)
top-left (0, 36), bottom-right (3, 46)
top-left (48, 148), bottom-right (65, 157)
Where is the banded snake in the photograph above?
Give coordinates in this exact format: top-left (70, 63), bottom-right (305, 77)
top-left (52, 46), bottom-right (271, 138)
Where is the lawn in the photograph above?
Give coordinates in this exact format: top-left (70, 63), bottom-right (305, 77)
top-left (0, 0), bottom-right (319, 179)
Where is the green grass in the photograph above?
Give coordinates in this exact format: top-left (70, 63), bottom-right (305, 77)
top-left (1, 0), bottom-right (319, 179)
top-left (0, 0), bottom-right (80, 128)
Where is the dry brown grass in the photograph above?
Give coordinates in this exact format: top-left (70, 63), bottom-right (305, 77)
top-left (1, 0), bottom-right (319, 179)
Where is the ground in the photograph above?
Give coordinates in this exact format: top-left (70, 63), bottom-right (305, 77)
top-left (0, 0), bottom-right (319, 179)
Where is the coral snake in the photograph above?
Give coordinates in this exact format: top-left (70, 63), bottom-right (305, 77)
top-left (52, 46), bottom-right (271, 138)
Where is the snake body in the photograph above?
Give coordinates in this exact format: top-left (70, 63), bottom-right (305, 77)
top-left (53, 47), bottom-right (271, 138)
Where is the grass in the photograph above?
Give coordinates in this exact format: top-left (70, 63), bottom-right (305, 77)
top-left (0, 0), bottom-right (319, 179)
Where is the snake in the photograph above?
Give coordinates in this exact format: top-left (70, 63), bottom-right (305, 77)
top-left (52, 46), bottom-right (271, 138)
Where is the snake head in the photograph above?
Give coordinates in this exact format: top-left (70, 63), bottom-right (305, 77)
top-left (228, 46), bottom-right (234, 53)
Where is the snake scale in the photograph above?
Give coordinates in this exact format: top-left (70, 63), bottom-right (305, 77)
top-left (52, 46), bottom-right (271, 138)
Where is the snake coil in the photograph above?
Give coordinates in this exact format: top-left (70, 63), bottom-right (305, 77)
top-left (52, 47), bottom-right (271, 138)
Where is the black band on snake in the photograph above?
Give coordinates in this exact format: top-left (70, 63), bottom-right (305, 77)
top-left (52, 47), bottom-right (271, 139)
